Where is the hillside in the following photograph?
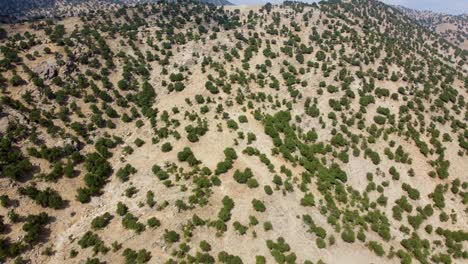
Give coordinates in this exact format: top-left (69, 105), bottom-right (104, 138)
top-left (0, 0), bottom-right (467, 264)
top-left (0, 0), bottom-right (233, 23)
top-left (395, 5), bottom-right (468, 50)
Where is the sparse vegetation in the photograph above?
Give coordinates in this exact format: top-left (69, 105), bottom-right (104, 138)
top-left (0, 1), bottom-right (465, 263)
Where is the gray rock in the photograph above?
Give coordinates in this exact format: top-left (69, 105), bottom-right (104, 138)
top-left (34, 59), bottom-right (58, 80)
top-left (55, 137), bottom-right (79, 150)
top-left (0, 116), bottom-right (9, 135)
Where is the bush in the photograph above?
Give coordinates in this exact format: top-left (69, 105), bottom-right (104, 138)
top-left (116, 164), bottom-right (137, 182)
top-left (252, 199), bottom-right (266, 212)
top-left (0, 195), bottom-right (10, 207)
top-left (233, 221), bottom-right (247, 235)
top-left (365, 149), bottom-right (381, 165)
top-left (134, 138), bottom-right (145, 147)
top-left (256, 255), bottom-right (266, 264)
top-left (22, 213), bottom-right (49, 244)
top-left (316, 51), bottom-right (326, 61)
top-left (300, 193), bottom-right (315, 207)
top-left (264, 221), bottom-right (273, 231)
top-left (147, 217), bottom-right (161, 228)
top-left (10, 75), bottom-right (24, 86)
top-left (122, 248), bottom-right (151, 264)
top-left (163, 230), bottom-right (180, 243)
top-left (368, 241), bottom-right (385, 256)
top-left (177, 147), bottom-right (200, 166)
top-left (341, 229), bottom-right (355, 243)
top-left (18, 186), bottom-right (64, 209)
top-left (247, 178), bottom-right (259, 188)
top-left (122, 213), bottom-right (145, 234)
top-left (91, 212), bottom-right (113, 230)
top-left (373, 115), bottom-right (386, 125)
top-left (226, 120), bottom-right (239, 130)
top-left (331, 133), bottom-right (347, 147)
top-left (223, 148), bottom-right (238, 160)
top-left (402, 183), bottom-right (420, 200)
top-left (200, 240), bottom-right (211, 252)
top-left (85, 258), bottom-right (106, 264)
top-left (205, 81), bottom-right (219, 94)
top-left (359, 95), bottom-right (375, 107)
top-left (234, 168), bottom-right (253, 184)
top-left (218, 196), bottom-right (235, 223)
top-left (161, 142), bottom-right (173, 152)
top-left (116, 202), bottom-right (128, 216)
top-left (316, 238), bottom-right (326, 249)
top-left (0, 136), bottom-right (33, 181)
top-left (238, 115), bottom-right (248, 123)
top-left (215, 159), bottom-right (233, 175)
top-left (78, 231), bottom-right (108, 255)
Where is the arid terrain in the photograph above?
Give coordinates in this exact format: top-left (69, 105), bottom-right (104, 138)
top-left (0, 1), bottom-right (467, 264)
top-left (395, 5), bottom-right (468, 50)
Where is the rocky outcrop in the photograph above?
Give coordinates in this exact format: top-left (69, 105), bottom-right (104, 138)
top-left (34, 59), bottom-right (59, 80)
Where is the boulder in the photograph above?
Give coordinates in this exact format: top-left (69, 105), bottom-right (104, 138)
top-left (34, 58), bottom-right (58, 80)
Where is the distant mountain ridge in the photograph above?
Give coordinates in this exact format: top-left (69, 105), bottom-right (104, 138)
top-left (0, 0), bottom-right (233, 23)
top-left (394, 5), bottom-right (468, 50)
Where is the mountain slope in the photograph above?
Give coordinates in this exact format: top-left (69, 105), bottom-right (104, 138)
top-left (0, 0), bottom-right (233, 23)
top-left (395, 5), bottom-right (468, 50)
top-left (0, 0), bottom-right (467, 263)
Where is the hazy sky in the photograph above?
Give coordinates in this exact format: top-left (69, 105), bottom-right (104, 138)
top-left (230, 0), bottom-right (468, 15)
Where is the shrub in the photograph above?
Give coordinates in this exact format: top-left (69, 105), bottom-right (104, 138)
top-left (316, 238), bottom-right (326, 249)
top-left (247, 178), bottom-right (259, 188)
top-left (215, 159), bottom-right (233, 175)
top-left (164, 230), bottom-right (180, 243)
top-left (223, 148), bottom-right (238, 160)
top-left (116, 164), bottom-right (137, 182)
top-left (200, 240), bottom-right (211, 252)
top-left (316, 51), bottom-right (326, 61)
top-left (147, 217), bottom-right (160, 228)
top-left (402, 183), bottom-right (420, 200)
top-left (226, 120), bottom-right (239, 130)
top-left (134, 138), bottom-right (145, 147)
top-left (359, 95), bottom-right (375, 107)
top-left (22, 212), bottom-right (49, 244)
top-left (0, 136), bottom-right (33, 181)
top-left (365, 149), bottom-right (381, 165)
top-left (234, 168), bottom-right (253, 184)
top-left (0, 195), bottom-right (10, 207)
top-left (218, 196), bottom-right (235, 223)
top-left (10, 75), bottom-right (24, 86)
top-left (300, 193), bottom-right (315, 207)
top-left (91, 212), bottom-right (113, 230)
top-left (122, 213), bottom-right (145, 234)
top-left (341, 229), bottom-right (355, 243)
top-left (161, 142), bottom-right (173, 152)
top-left (78, 231), bottom-right (108, 255)
top-left (116, 202), bottom-right (128, 216)
top-left (263, 221), bottom-right (273, 231)
top-left (368, 241), bottom-right (385, 256)
top-left (205, 81), bottom-right (219, 94)
top-left (18, 186), bottom-right (64, 209)
top-left (252, 199), bottom-right (266, 212)
top-left (233, 221), bottom-right (248, 235)
top-left (373, 115), bottom-right (386, 125)
top-left (177, 147), bottom-right (200, 166)
top-left (238, 115), bottom-right (248, 123)
top-left (122, 248), bottom-right (151, 263)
